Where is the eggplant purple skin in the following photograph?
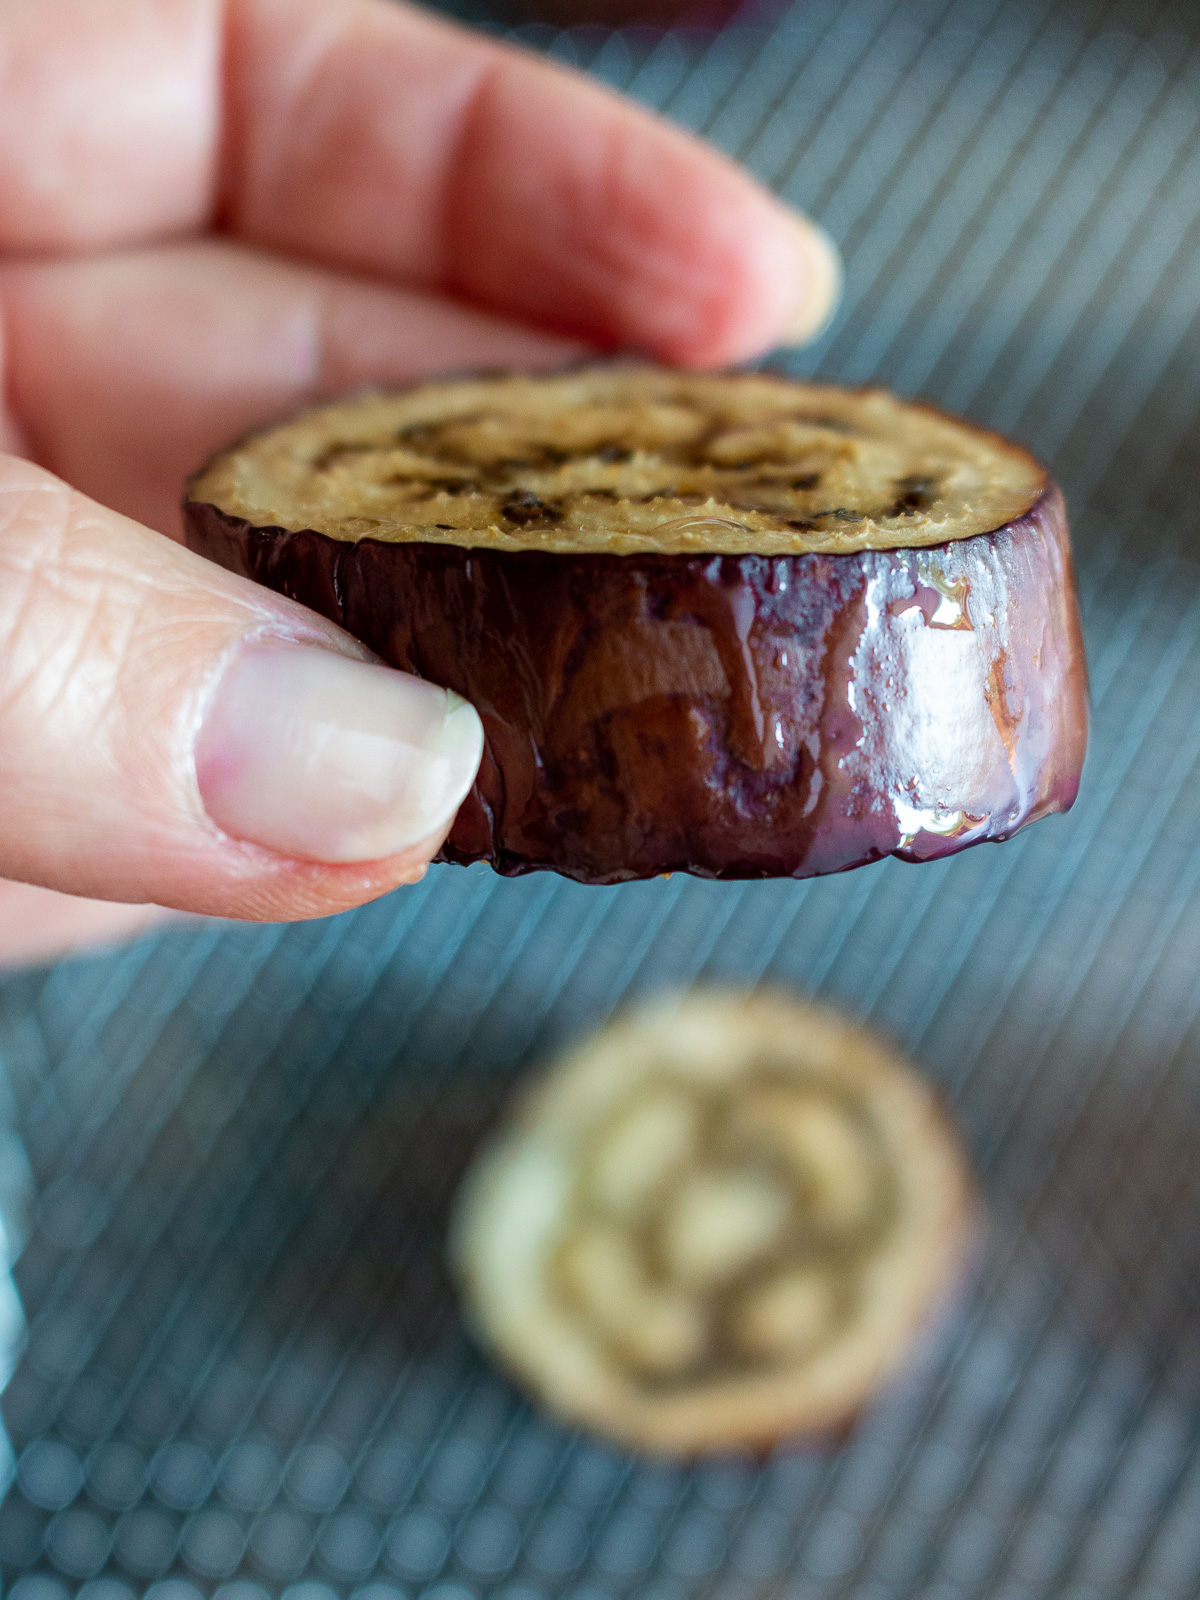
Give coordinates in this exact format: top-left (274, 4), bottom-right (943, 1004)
top-left (184, 483), bottom-right (1088, 885)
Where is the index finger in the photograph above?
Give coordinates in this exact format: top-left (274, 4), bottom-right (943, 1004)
top-left (0, 0), bottom-right (838, 367)
top-left (224, 0), bottom-right (840, 364)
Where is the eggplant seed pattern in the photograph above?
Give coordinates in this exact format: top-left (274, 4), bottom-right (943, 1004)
top-left (187, 368), bottom-right (1046, 557)
top-left (551, 1069), bottom-right (896, 1386)
top-left (452, 991), bottom-right (976, 1454)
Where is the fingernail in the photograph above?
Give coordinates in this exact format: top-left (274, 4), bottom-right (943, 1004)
top-left (781, 216), bottom-right (842, 346)
top-left (195, 641), bottom-right (483, 862)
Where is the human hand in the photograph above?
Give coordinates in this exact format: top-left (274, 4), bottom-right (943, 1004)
top-left (0, 0), bottom-right (840, 967)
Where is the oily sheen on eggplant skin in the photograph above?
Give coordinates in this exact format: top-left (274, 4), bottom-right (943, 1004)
top-left (184, 482), bottom-right (1087, 885)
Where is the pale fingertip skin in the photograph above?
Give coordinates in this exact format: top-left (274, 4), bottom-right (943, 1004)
top-left (779, 217), bottom-right (843, 347)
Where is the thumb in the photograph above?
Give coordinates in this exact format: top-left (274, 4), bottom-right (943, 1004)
top-left (0, 455), bottom-right (483, 921)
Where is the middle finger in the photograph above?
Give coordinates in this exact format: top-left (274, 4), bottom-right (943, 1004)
top-left (1, 236), bottom-right (587, 537)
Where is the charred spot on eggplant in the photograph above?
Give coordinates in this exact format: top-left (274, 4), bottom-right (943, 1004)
top-left (502, 489), bottom-right (561, 526)
top-left (184, 365), bottom-right (1089, 885)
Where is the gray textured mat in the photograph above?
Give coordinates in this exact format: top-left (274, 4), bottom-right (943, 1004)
top-left (3, 0), bottom-right (1200, 1594)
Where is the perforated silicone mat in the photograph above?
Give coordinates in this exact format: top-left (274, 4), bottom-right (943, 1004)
top-left (4, 0), bottom-right (1200, 1595)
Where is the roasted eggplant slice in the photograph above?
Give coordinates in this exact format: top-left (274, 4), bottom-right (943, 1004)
top-left (184, 367), bottom-right (1088, 884)
top-left (450, 989), bottom-right (976, 1454)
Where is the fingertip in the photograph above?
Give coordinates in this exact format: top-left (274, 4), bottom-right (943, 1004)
top-left (778, 216), bottom-right (843, 348)
top-left (641, 186), bottom-right (843, 369)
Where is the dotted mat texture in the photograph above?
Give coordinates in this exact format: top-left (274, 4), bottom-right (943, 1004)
top-left (4, 0), bottom-right (1200, 1596)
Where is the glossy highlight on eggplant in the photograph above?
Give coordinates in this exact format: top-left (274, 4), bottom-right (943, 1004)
top-left (185, 483), bottom-right (1088, 885)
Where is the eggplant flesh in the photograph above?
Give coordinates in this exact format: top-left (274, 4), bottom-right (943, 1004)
top-left (183, 370), bottom-right (1088, 884)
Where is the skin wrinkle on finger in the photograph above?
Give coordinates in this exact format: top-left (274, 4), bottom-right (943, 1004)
top-left (0, 483), bottom-right (243, 827)
top-left (0, 457), bottom-right (438, 921)
top-left (0, 504), bottom-right (132, 756)
top-left (0, 484), bottom-right (375, 749)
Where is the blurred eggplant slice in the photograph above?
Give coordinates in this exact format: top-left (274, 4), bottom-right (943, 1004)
top-left (450, 989), bottom-right (976, 1454)
top-left (184, 367), bottom-right (1088, 883)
